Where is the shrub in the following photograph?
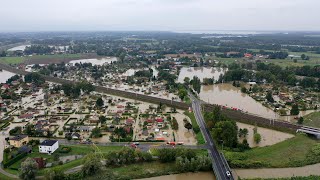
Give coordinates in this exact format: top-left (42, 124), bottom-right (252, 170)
top-left (59, 146), bottom-right (71, 153)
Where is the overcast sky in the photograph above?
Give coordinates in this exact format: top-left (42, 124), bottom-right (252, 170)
top-left (0, 0), bottom-right (319, 32)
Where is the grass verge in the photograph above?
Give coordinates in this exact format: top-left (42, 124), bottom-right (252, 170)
top-left (184, 111), bottom-right (205, 144)
top-left (303, 111), bottom-right (320, 128)
top-left (225, 134), bottom-right (320, 168)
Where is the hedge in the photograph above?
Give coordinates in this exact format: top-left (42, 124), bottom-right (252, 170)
top-left (3, 152), bottom-right (27, 168)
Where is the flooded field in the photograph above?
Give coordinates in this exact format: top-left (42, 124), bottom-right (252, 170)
top-left (69, 57), bottom-right (117, 66)
top-left (140, 172), bottom-right (215, 180)
top-left (200, 83), bottom-right (279, 119)
top-left (0, 70), bottom-right (16, 83)
top-left (237, 122), bottom-right (294, 147)
top-left (177, 67), bottom-right (227, 83)
top-left (7, 45), bottom-right (30, 51)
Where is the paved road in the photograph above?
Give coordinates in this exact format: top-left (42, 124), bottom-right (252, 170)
top-left (189, 93), bottom-right (233, 180)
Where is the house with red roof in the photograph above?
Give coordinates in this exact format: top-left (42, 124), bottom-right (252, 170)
top-left (156, 118), bottom-right (164, 123)
top-left (126, 118), bottom-right (134, 126)
top-left (244, 53), bottom-right (253, 58)
top-left (1, 84), bottom-right (10, 90)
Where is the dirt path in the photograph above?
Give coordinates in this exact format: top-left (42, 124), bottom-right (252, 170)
top-left (234, 163), bottom-right (320, 179)
top-left (0, 164), bottom-right (18, 179)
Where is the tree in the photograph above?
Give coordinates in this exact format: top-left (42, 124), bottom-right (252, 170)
top-left (266, 91), bottom-right (274, 103)
top-left (82, 153), bottom-right (102, 177)
top-left (96, 97), bottom-right (104, 108)
top-left (290, 104), bottom-right (300, 115)
top-left (45, 169), bottom-right (65, 180)
top-left (178, 87), bottom-right (187, 101)
top-left (91, 128), bottom-right (102, 138)
top-left (19, 158), bottom-right (38, 180)
top-left (184, 77), bottom-right (190, 86)
top-left (239, 128), bottom-right (248, 138)
top-left (212, 120), bottom-right (238, 148)
top-left (184, 122), bottom-right (193, 131)
top-left (254, 133), bottom-right (261, 144)
top-left (298, 117), bottom-right (304, 124)
top-left (99, 116), bottom-right (107, 124)
top-left (301, 54), bottom-right (306, 60)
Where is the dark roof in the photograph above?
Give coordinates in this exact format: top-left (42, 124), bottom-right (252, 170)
top-left (40, 140), bottom-right (58, 146)
top-left (10, 135), bottom-right (28, 141)
top-left (18, 145), bottom-right (32, 153)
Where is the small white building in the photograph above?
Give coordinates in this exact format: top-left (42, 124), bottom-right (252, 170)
top-left (39, 140), bottom-right (59, 154)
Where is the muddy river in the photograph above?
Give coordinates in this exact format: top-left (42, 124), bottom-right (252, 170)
top-left (140, 172), bottom-right (215, 180)
top-left (69, 57), bottom-right (117, 66)
top-left (0, 70), bottom-right (16, 83)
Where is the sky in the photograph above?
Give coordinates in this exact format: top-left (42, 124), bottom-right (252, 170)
top-left (0, 0), bottom-right (319, 32)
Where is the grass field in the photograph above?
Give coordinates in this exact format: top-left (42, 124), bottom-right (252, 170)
top-left (5, 145), bottom-right (122, 175)
top-left (225, 134), bottom-right (320, 168)
top-left (184, 111), bottom-right (205, 144)
top-left (0, 172), bottom-right (16, 180)
top-left (303, 112), bottom-right (320, 128)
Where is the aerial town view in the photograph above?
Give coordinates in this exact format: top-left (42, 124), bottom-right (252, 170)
top-left (0, 0), bottom-right (320, 180)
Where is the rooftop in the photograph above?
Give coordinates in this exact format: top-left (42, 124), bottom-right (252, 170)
top-left (40, 140), bottom-right (58, 146)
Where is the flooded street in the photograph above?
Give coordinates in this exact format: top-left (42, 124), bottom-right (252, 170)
top-left (69, 57), bottom-right (117, 65)
top-left (139, 172), bottom-right (215, 180)
top-left (200, 83), bottom-right (279, 119)
top-left (177, 67), bottom-right (226, 83)
top-left (0, 70), bottom-right (16, 83)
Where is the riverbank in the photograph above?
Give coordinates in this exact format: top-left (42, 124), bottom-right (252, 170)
top-left (235, 163), bottom-right (320, 179)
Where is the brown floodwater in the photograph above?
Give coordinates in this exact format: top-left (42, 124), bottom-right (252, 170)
top-left (200, 84), bottom-right (279, 119)
top-left (139, 172), bottom-right (215, 180)
top-left (0, 70), bottom-right (16, 83)
top-left (69, 57), bottom-right (117, 66)
top-left (178, 67), bottom-right (227, 83)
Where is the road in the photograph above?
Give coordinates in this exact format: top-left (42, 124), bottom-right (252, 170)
top-left (189, 93), bottom-right (233, 180)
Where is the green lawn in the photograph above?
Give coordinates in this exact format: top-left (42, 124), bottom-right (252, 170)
top-left (0, 172), bottom-right (17, 180)
top-left (5, 145), bottom-right (122, 175)
top-left (225, 134), bottom-right (320, 168)
top-left (0, 57), bottom-right (25, 64)
top-left (303, 112), bottom-right (320, 128)
top-left (184, 111), bottom-right (205, 144)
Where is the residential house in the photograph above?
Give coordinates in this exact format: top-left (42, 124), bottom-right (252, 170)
top-left (8, 135), bottom-right (29, 148)
top-left (39, 140), bottom-right (59, 154)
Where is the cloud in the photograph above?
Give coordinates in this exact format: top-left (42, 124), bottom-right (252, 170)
top-left (0, 0), bottom-right (319, 31)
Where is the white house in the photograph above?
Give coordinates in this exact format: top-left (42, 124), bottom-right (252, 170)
top-left (39, 140), bottom-right (59, 154)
